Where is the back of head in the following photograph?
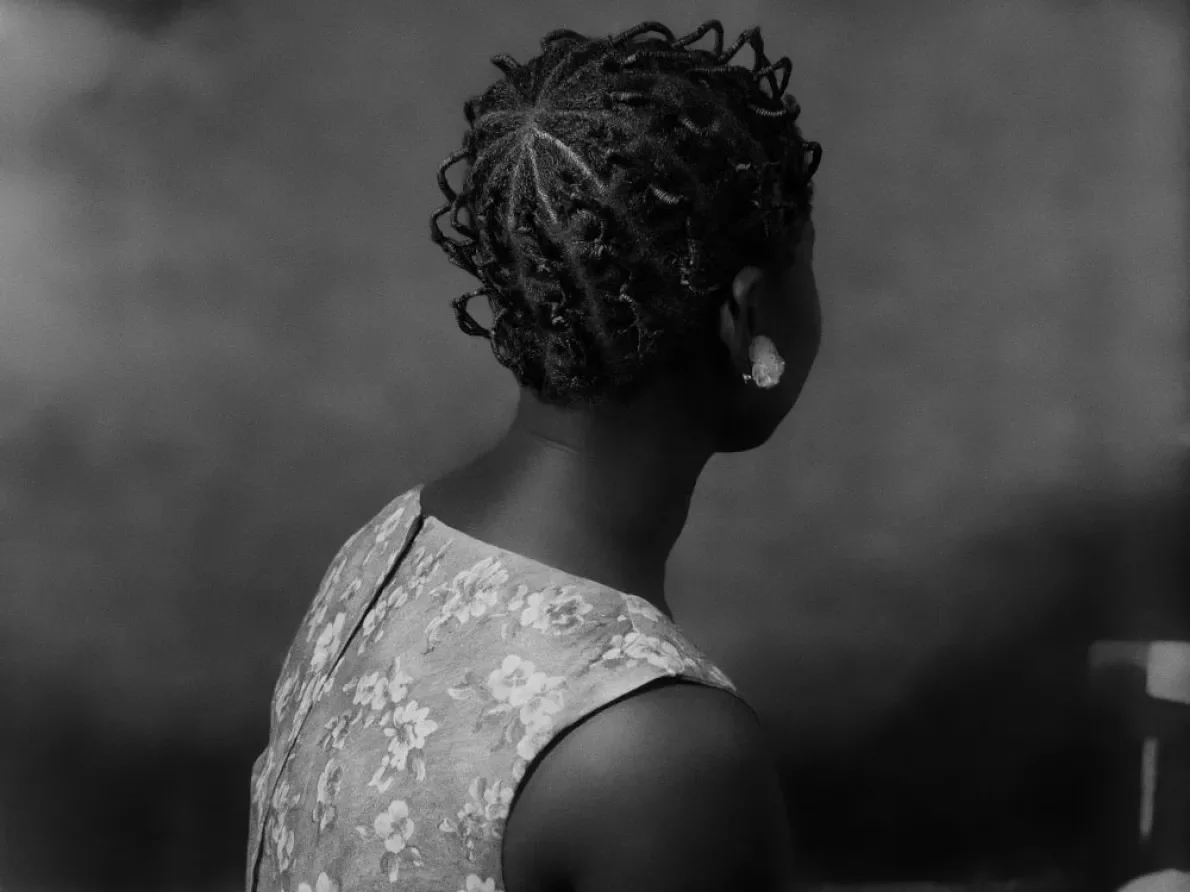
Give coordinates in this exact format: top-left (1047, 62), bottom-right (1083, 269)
top-left (431, 20), bottom-right (822, 410)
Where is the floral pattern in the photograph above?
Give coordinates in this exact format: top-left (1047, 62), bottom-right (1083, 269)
top-left (246, 485), bottom-right (744, 892)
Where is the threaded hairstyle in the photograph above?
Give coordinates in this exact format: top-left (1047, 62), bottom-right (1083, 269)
top-left (430, 20), bottom-right (823, 408)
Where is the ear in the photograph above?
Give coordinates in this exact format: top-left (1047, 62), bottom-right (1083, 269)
top-left (718, 266), bottom-right (765, 363)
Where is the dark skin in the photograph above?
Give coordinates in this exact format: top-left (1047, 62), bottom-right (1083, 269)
top-left (421, 219), bottom-right (820, 620)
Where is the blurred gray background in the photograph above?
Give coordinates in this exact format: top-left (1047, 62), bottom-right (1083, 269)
top-left (0, 0), bottom-right (1186, 889)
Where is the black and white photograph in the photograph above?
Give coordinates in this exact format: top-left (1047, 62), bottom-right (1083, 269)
top-left (0, 1), bottom-right (1186, 890)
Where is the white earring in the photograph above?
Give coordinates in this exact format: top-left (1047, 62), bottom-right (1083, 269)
top-left (742, 335), bottom-right (785, 389)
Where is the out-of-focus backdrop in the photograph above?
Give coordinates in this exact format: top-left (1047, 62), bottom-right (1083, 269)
top-left (0, 0), bottom-right (1185, 889)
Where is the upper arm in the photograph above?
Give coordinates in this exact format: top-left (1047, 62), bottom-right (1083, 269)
top-left (502, 680), bottom-right (797, 892)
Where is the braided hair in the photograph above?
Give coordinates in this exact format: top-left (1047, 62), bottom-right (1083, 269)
top-left (430, 20), bottom-right (823, 408)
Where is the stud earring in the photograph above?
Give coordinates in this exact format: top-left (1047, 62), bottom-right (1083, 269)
top-left (742, 335), bottom-right (785, 389)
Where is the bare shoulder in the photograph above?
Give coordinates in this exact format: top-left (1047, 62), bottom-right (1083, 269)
top-left (501, 679), bottom-right (796, 892)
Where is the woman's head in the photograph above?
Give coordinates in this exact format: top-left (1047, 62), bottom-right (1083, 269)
top-left (431, 20), bottom-right (822, 453)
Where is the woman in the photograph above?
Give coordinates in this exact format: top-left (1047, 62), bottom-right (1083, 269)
top-left (247, 18), bottom-right (822, 892)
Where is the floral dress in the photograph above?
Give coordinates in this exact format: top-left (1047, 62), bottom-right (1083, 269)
top-left (246, 484), bottom-right (752, 892)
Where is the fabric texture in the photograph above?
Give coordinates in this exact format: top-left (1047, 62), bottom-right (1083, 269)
top-left (246, 483), bottom-right (753, 892)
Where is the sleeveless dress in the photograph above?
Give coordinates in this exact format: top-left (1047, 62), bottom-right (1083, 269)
top-left (245, 484), bottom-right (756, 892)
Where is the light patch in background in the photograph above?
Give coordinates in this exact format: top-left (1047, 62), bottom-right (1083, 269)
top-left (0, 0), bottom-right (124, 133)
top-left (0, 0), bottom-right (225, 391)
top-left (0, 2), bottom-right (124, 391)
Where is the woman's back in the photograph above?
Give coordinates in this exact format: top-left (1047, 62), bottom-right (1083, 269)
top-left (244, 484), bottom-right (790, 892)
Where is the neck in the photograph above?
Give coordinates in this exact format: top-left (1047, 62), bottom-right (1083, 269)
top-left (442, 389), bottom-right (713, 609)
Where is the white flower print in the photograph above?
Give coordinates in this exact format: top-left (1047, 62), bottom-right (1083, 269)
top-left (486, 654), bottom-right (562, 709)
top-left (520, 689), bottom-right (566, 734)
top-left (348, 670), bottom-right (388, 713)
top-left (361, 491), bottom-right (414, 562)
top-left (515, 699), bottom-right (565, 761)
top-left (471, 776), bottom-right (516, 824)
top-left (374, 799), bottom-right (413, 850)
top-left (273, 671), bottom-right (299, 724)
top-left (347, 657), bottom-right (414, 714)
top-left (336, 658), bottom-right (419, 745)
top-left (482, 654), bottom-right (567, 761)
top-left (599, 630), bottom-right (690, 675)
top-left (355, 575), bottom-right (417, 655)
top-left (293, 613), bottom-right (348, 723)
top-left (318, 710), bottom-right (353, 751)
top-left (511, 755), bottom-right (529, 784)
top-left (510, 585), bottom-right (593, 634)
top-left (270, 776), bottom-right (298, 811)
top-left (423, 557), bottom-right (509, 650)
top-left (312, 661), bottom-right (343, 704)
top-left (304, 552), bottom-right (356, 644)
top-left (324, 551), bottom-right (348, 591)
top-left (383, 656), bottom-right (416, 704)
top-left (383, 658), bottom-right (415, 706)
top-left (249, 748), bottom-right (267, 805)
top-left (312, 759), bottom-right (342, 833)
top-left (357, 544), bottom-right (447, 658)
top-left (622, 593), bottom-right (667, 624)
top-left (305, 598), bottom-right (330, 644)
top-left (310, 613), bottom-right (346, 676)
top-left (374, 504), bottom-right (408, 544)
top-left (303, 588), bottom-right (336, 647)
top-left (438, 776), bottom-right (515, 860)
top-left (268, 818), bottom-right (294, 877)
top-left (359, 539), bottom-right (384, 572)
top-left (368, 699), bottom-right (439, 791)
top-left (250, 744), bottom-right (277, 831)
top-left (451, 556), bottom-right (510, 605)
top-left (267, 779), bottom-right (299, 875)
top-left (334, 577), bottom-right (362, 606)
top-left (296, 871), bottom-right (339, 892)
top-left (310, 582), bottom-right (355, 641)
top-left (357, 598), bottom-right (386, 645)
top-left (355, 799), bottom-right (424, 883)
top-left (407, 543), bottom-right (449, 600)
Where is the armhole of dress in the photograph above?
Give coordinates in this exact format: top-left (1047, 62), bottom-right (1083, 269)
top-left (502, 674), bottom-right (743, 824)
top-left (500, 673), bottom-right (758, 889)
top-left (500, 675), bottom-right (697, 887)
